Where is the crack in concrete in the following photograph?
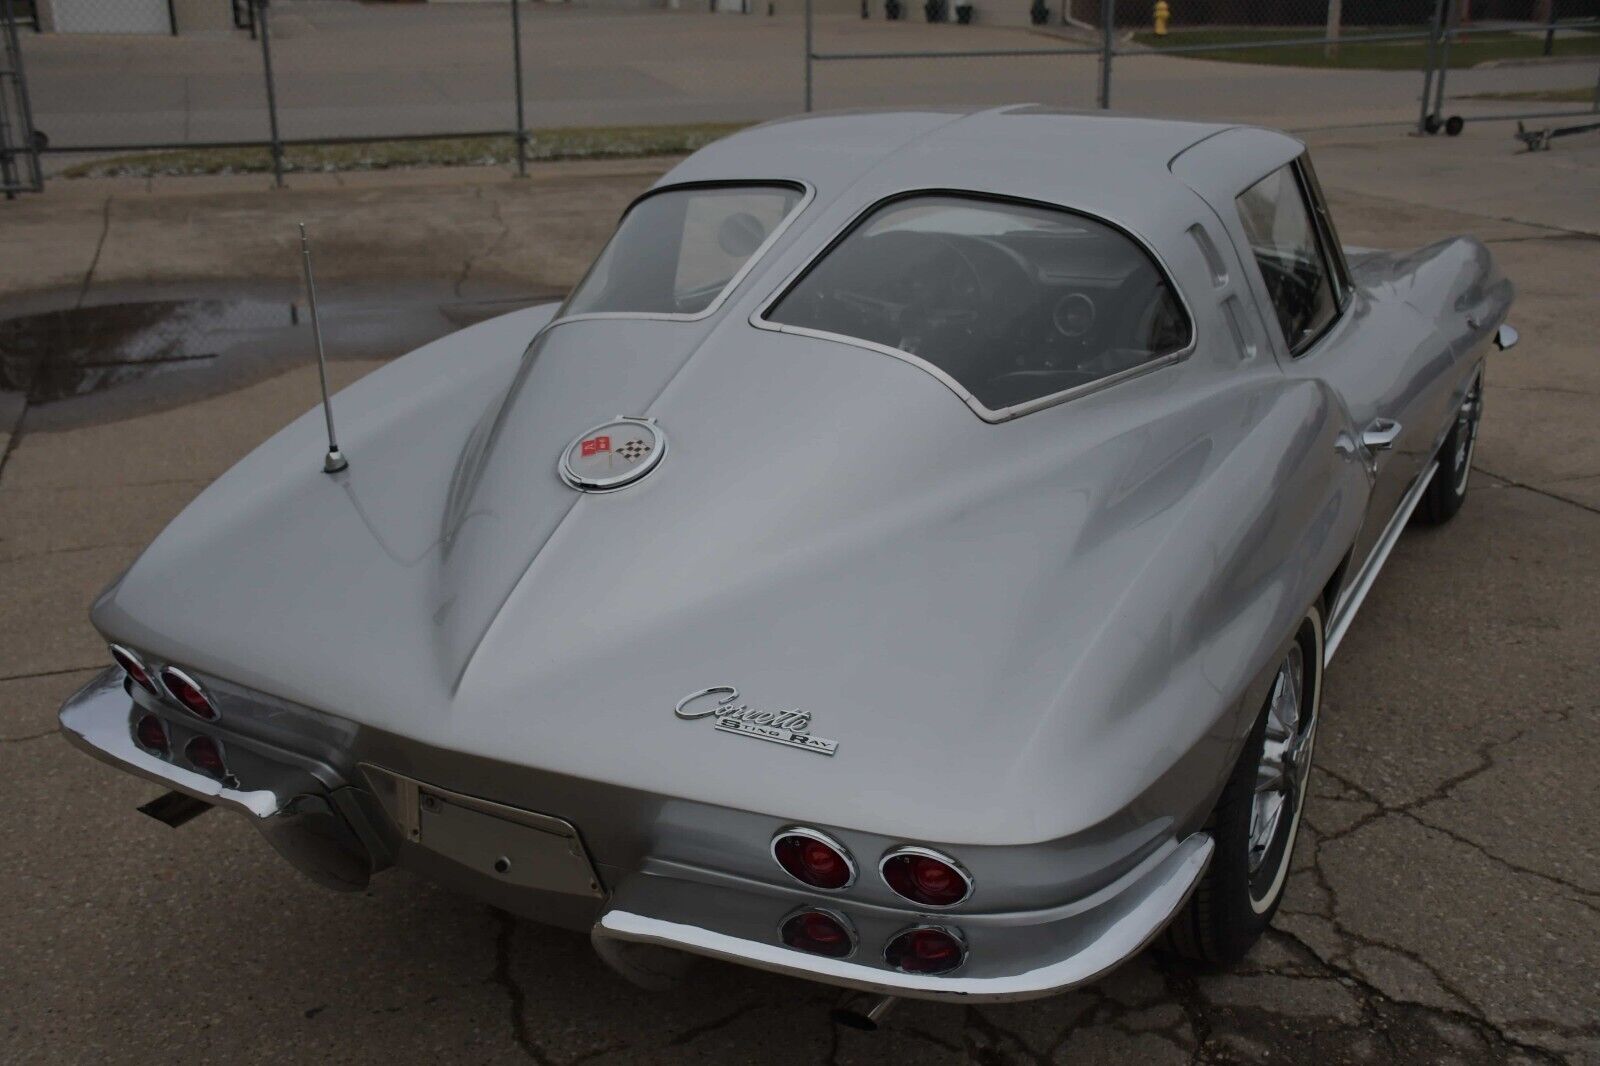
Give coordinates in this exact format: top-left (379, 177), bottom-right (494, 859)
top-left (76, 195), bottom-right (114, 310)
top-left (1260, 747), bottom-right (1593, 1061)
top-left (455, 191), bottom-right (513, 299)
top-left (1480, 468), bottom-right (1600, 517)
top-left (1492, 382), bottom-right (1600, 399)
top-left (1483, 232), bottom-right (1600, 245)
top-left (665, 1000), bottom-right (760, 1046)
top-left (961, 1005), bottom-right (1051, 1065)
top-left (1317, 734), bottom-right (1600, 910)
top-left (488, 908), bottom-right (554, 1065)
top-left (1271, 927), bottom-right (1569, 1064)
top-left (0, 541), bottom-right (148, 565)
top-left (0, 664), bottom-right (102, 683)
top-left (0, 728), bottom-right (57, 744)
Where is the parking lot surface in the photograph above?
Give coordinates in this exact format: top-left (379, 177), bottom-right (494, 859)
top-left (1, 124), bottom-right (1597, 1064)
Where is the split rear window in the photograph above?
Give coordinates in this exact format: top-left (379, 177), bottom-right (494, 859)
top-left (764, 195), bottom-right (1191, 414)
top-left (562, 183), bottom-right (805, 318)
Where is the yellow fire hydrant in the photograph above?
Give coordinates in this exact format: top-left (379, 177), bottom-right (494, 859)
top-left (1153, 0), bottom-right (1170, 35)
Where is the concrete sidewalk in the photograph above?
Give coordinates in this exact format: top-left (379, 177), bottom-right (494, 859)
top-left (2, 128), bottom-right (1597, 1063)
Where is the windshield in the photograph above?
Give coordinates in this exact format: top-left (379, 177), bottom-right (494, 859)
top-left (765, 195), bottom-right (1191, 414)
top-left (562, 183), bottom-right (805, 318)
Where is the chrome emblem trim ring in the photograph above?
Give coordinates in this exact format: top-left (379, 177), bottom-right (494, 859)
top-left (559, 416), bottom-right (666, 493)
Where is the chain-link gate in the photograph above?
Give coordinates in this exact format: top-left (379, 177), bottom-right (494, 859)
top-left (1416, 0), bottom-right (1599, 144)
top-left (0, 0), bottom-right (43, 196)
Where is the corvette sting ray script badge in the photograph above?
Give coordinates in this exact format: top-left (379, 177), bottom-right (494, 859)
top-left (674, 686), bottom-right (839, 756)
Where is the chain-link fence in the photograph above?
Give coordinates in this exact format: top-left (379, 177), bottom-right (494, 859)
top-left (4, 0), bottom-right (1598, 195)
top-left (1414, 0), bottom-right (1600, 141)
top-left (0, 0), bottom-right (43, 195)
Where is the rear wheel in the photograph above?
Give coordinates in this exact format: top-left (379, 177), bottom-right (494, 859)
top-left (1167, 605), bottom-right (1322, 965)
top-left (1415, 368), bottom-right (1483, 526)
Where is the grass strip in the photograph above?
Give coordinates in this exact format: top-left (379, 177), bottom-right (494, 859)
top-left (61, 123), bottom-right (752, 179)
top-left (1130, 27), bottom-right (1600, 70)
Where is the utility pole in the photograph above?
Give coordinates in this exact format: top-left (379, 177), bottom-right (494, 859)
top-left (1324, 0), bottom-right (1343, 59)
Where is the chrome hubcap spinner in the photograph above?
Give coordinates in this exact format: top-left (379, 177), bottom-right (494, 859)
top-left (1248, 643), bottom-right (1314, 880)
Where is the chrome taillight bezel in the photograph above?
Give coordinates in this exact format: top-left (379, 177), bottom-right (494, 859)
top-left (159, 666), bottom-right (220, 721)
top-left (771, 826), bottom-right (857, 891)
top-left (777, 905), bottom-right (858, 960)
top-left (109, 643), bottom-right (159, 695)
top-left (878, 845), bottom-right (974, 908)
top-left (883, 923), bottom-right (969, 975)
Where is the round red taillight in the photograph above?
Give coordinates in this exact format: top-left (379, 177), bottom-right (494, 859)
top-left (881, 848), bottom-right (971, 907)
top-left (110, 644), bottom-right (157, 695)
top-left (779, 908), bottom-right (855, 959)
top-left (134, 714), bottom-right (168, 755)
top-left (884, 926), bottom-right (966, 975)
top-left (772, 829), bottom-right (855, 890)
top-left (160, 667), bottom-right (218, 721)
top-left (185, 735), bottom-right (227, 778)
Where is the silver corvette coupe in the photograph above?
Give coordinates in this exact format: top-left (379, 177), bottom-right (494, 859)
top-left (60, 108), bottom-right (1514, 1021)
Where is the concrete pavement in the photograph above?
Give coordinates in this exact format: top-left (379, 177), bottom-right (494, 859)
top-left (1, 123), bottom-right (1597, 1063)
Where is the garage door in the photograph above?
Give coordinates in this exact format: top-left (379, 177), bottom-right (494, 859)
top-left (50, 0), bottom-right (171, 34)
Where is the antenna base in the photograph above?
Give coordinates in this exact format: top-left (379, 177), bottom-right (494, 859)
top-left (324, 448), bottom-right (349, 474)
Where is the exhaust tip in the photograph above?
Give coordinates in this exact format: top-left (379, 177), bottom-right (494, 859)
top-left (831, 993), bottom-right (897, 1032)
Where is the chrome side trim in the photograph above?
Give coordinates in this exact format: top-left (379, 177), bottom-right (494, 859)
top-left (595, 832), bottom-right (1212, 1004)
top-left (749, 188), bottom-right (1199, 425)
top-left (1325, 460), bottom-right (1439, 661)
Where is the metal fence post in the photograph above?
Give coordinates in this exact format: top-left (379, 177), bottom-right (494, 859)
top-left (1096, 0), bottom-right (1113, 108)
top-left (256, 0), bottom-right (285, 188)
top-left (1430, 0), bottom-right (1457, 122)
top-left (804, 0), bottom-right (814, 112)
top-left (510, 0), bottom-right (528, 178)
top-left (1417, 0), bottom-right (1446, 134)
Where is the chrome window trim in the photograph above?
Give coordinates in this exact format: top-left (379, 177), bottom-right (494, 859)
top-left (1235, 162), bottom-right (1346, 362)
top-left (777, 905), bottom-right (859, 961)
top-left (883, 923), bottom-right (969, 975)
top-left (750, 189), bottom-right (1198, 425)
top-left (1295, 154), bottom-right (1353, 309)
top-left (159, 665), bottom-right (219, 721)
top-left (542, 179), bottom-right (816, 335)
top-left (878, 844), bottom-right (975, 908)
top-left (771, 825), bottom-right (859, 891)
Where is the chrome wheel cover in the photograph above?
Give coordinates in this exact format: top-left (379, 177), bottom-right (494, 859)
top-left (1247, 641), bottom-right (1316, 911)
top-left (1451, 373), bottom-right (1483, 496)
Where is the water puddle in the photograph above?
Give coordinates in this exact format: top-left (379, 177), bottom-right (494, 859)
top-left (0, 298), bottom-right (297, 403)
top-left (0, 280), bottom-right (561, 425)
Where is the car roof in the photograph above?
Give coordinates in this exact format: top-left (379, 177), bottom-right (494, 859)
top-left (656, 107), bottom-right (1273, 227)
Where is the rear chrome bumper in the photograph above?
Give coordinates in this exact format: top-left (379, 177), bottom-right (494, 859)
top-left (57, 668), bottom-right (391, 891)
top-left (62, 666), bottom-right (1211, 1002)
top-left (594, 831), bottom-right (1211, 1004)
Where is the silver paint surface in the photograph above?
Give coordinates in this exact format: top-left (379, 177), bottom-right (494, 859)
top-left (70, 107), bottom-right (1512, 1001)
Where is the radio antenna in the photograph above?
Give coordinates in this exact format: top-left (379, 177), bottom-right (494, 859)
top-left (298, 222), bottom-right (348, 474)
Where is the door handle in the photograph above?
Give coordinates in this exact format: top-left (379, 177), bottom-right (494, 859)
top-left (1361, 418), bottom-right (1402, 452)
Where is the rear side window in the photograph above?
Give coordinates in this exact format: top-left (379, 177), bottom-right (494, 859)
top-left (1236, 166), bottom-right (1338, 356)
top-left (764, 195), bottom-right (1191, 416)
top-left (563, 183), bottom-right (804, 318)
